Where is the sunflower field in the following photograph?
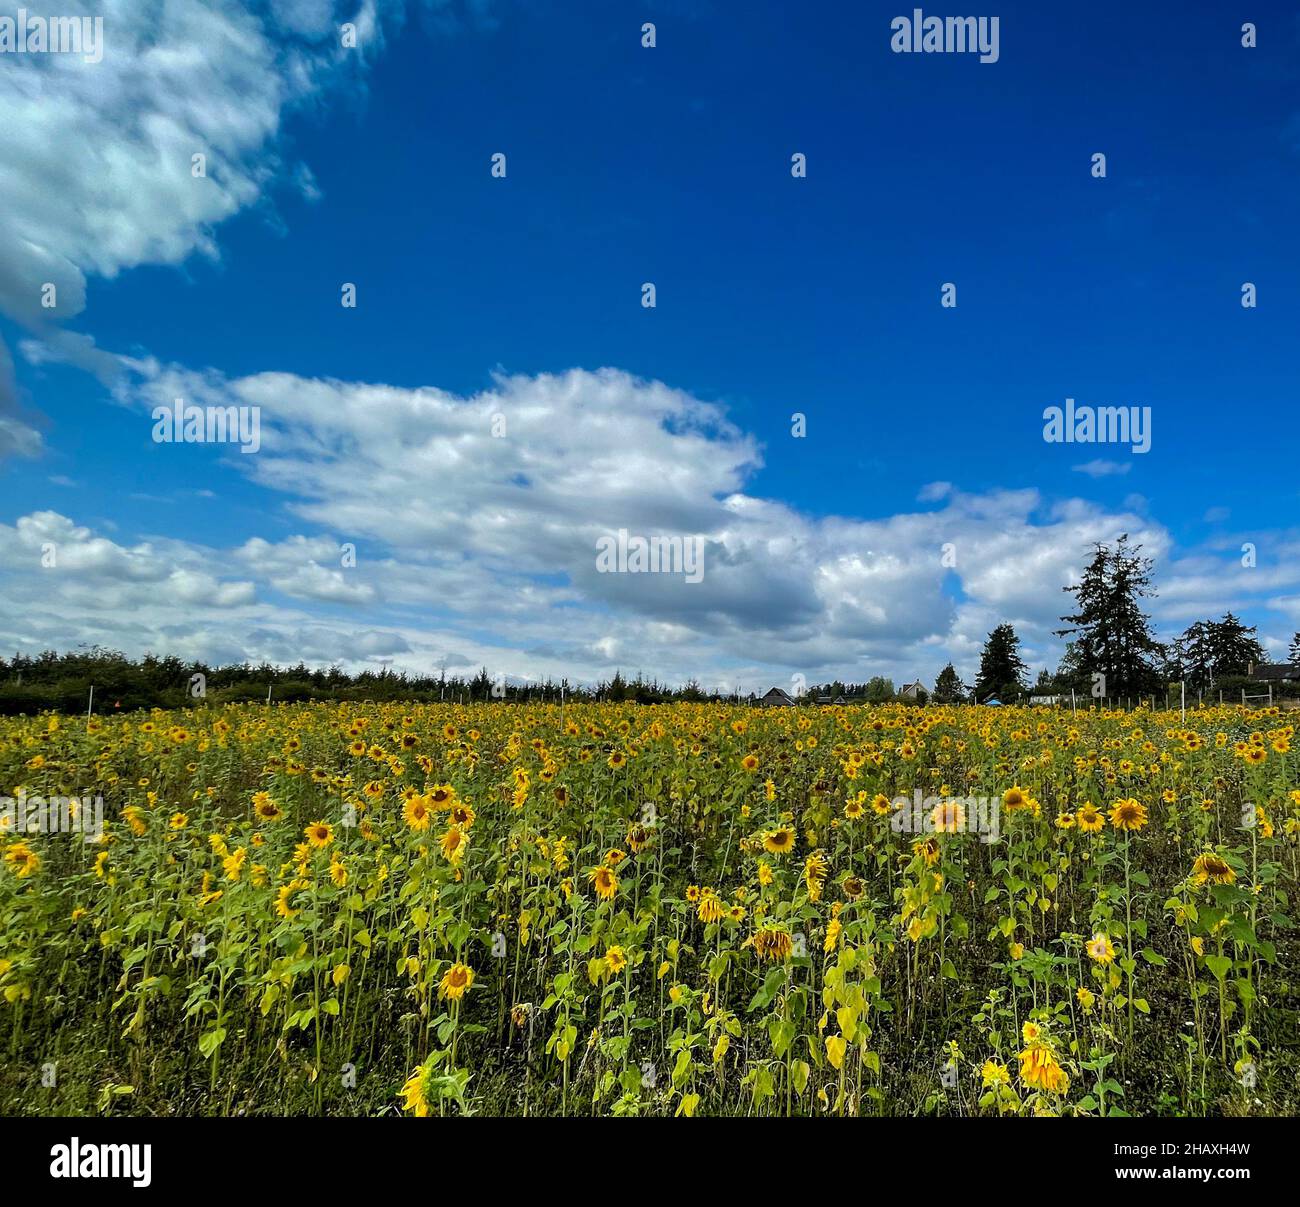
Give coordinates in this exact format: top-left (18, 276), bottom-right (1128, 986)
top-left (1, 701), bottom-right (1297, 1117)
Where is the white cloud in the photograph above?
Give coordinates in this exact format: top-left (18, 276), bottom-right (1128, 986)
top-left (1072, 459), bottom-right (1132, 478)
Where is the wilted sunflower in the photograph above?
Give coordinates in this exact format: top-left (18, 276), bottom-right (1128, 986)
top-left (747, 926), bottom-right (794, 963)
top-left (1191, 850), bottom-right (1236, 886)
top-left (697, 889), bottom-right (725, 924)
top-left (1018, 1043), bottom-right (1069, 1094)
top-left (803, 850), bottom-right (828, 901)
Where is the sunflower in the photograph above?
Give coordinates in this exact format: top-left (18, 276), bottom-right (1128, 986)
top-left (4, 841), bottom-right (40, 878)
top-left (276, 879), bottom-right (308, 919)
top-left (439, 824), bottom-right (468, 865)
top-left (1109, 798), bottom-right (1148, 831)
top-left (981, 1060), bottom-right (1010, 1088)
top-left (449, 801), bottom-right (475, 829)
top-left (590, 865), bottom-right (618, 900)
top-left (438, 962), bottom-right (475, 1001)
top-left (626, 823), bottom-right (649, 852)
top-left (1086, 932), bottom-right (1115, 964)
top-left (842, 875), bottom-right (864, 901)
top-left (930, 800), bottom-right (965, 834)
top-left (1018, 1043), bottom-right (1069, 1094)
top-left (803, 849), bottom-right (828, 901)
top-left (697, 889), bottom-right (725, 924)
top-left (844, 796), bottom-right (865, 819)
top-left (304, 820), bottom-right (334, 848)
top-left (1076, 803), bottom-right (1105, 833)
top-left (403, 795), bottom-right (432, 831)
top-left (1191, 850), bottom-right (1236, 886)
top-left (763, 827), bottom-right (795, 855)
top-left (427, 785), bottom-right (456, 809)
top-left (747, 926), bottom-right (794, 963)
top-left (604, 945), bottom-right (628, 975)
top-left (1002, 785), bottom-right (1029, 810)
top-left (741, 753), bottom-right (760, 772)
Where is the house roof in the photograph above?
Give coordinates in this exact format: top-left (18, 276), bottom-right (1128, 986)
top-left (1252, 664), bottom-right (1300, 681)
top-left (761, 686), bottom-right (795, 701)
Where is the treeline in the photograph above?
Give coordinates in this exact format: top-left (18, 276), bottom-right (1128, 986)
top-left (931, 535), bottom-right (1300, 704)
top-left (0, 651), bottom-right (741, 715)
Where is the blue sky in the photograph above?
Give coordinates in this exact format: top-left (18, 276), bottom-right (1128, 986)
top-left (1, 0), bottom-right (1298, 692)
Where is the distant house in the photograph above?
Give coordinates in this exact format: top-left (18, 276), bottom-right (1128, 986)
top-left (1250, 663), bottom-right (1300, 683)
top-left (899, 680), bottom-right (928, 700)
top-left (759, 686), bottom-right (796, 707)
top-left (815, 694), bottom-right (848, 705)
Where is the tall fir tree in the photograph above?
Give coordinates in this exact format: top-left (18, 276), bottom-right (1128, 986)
top-left (974, 624), bottom-right (1027, 701)
top-left (932, 662), bottom-right (966, 703)
top-left (1056, 534), bottom-right (1164, 697)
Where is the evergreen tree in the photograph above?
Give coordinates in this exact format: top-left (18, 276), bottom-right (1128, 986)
top-left (1207, 612), bottom-right (1265, 678)
top-left (1291, 632), bottom-right (1300, 666)
top-left (932, 662), bottom-right (966, 703)
top-left (1056, 534), bottom-right (1164, 696)
top-left (975, 624), bottom-right (1027, 701)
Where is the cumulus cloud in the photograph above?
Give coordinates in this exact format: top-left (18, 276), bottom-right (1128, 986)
top-left (0, 0), bottom-right (395, 447)
top-left (4, 352), bottom-right (1272, 688)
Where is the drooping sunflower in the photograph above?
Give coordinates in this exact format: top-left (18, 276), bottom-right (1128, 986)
top-left (803, 849), bottom-right (828, 901)
top-left (696, 889), bottom-right (725, 924)
top-left (747, 925), bottom-right (794, 963)
top-left (1191, 850), bottom-right (1236, 886)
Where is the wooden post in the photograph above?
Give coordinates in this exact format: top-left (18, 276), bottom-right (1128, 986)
top-left (87, 685), bottom-right (94, 720)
